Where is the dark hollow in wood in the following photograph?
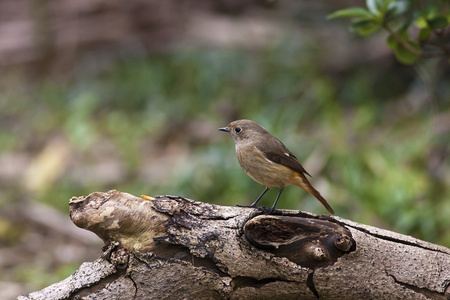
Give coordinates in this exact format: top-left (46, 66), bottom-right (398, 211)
top-left (244, 215), bottom-right (356, 268)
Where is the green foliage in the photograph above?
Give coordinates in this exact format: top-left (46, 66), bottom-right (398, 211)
top-left (328, 0), bottom-right (450, 64)
top-left (1, 39), bottom-right (449, 257)
top-left (15, 262), bottom-right (79, 290)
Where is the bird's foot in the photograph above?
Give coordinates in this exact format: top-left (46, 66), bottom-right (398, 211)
top-left (236, 204), bottom-right (256, 208)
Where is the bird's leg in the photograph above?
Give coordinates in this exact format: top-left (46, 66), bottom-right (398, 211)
top-left (268, 188), bottom-right (284, 213)
top-left (250, 187), bottom-right (270, 207)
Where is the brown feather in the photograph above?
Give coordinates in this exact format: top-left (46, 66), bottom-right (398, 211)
top-left (295, 173), bottom-right (335, 214)
top-left (255, 135), bottom-right (311, 177)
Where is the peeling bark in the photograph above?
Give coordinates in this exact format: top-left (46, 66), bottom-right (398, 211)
top-left (19, 190), bottom-right (450, 300)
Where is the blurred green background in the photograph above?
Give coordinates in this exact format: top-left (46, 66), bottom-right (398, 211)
top-left (0, 0), bottom-right (448, 298)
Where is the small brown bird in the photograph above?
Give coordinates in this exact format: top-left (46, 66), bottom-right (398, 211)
top-left (219, 119), bottom-right (334, 214)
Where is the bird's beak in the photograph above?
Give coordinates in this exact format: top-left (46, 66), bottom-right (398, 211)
top-left (218, 127), bottom-right (230, 132)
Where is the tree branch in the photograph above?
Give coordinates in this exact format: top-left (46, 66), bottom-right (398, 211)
top-left (19, 190), bottom-right (450, 300)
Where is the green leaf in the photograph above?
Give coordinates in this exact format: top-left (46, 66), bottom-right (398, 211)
top-left (366, 0), bottom-right (392, 15)
top-left (386, 34), bottom-right (399, 49)
top-left (385, 0), bottom-right (410, 20)
top-left (386, 34), bottom-right (420, 65)
top-left (388, 0), bottom-right (409, 15)
top-left (394, 45), bottom-right (420, 65)
top-left (367, 0), bottom-right (381, 14)
top-left (350, 19), bottom-right (381, 36)
top-left (418, 27), bottom-right (431, 41)
top-left (328, 7), bottom-right (374, 19)
top-left (427, 16), bottom-right (448, 29)
top-left (414, 16), bottom-right (428, 28)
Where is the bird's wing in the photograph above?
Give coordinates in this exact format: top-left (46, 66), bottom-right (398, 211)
top-left (256, 137), bottom-right (312, 177)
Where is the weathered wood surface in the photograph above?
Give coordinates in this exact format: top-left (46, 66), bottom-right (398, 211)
top-left (19, 190), bottom-right (450, 300)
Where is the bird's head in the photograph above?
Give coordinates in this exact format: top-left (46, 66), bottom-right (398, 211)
top-left (219, 119), bottom-right (268, 143)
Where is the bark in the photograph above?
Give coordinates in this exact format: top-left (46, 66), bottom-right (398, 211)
top-left (19, 190), bottom-right (450, 300)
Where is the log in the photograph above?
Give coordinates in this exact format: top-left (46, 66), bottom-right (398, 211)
top-left (19, 190), bottom-right (450, 300)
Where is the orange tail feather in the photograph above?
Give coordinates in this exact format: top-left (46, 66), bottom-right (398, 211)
top-left (295, 174), bottom-right (335, 214)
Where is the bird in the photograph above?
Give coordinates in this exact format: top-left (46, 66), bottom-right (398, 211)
top-left (219, 119), bottom-right (334, 214)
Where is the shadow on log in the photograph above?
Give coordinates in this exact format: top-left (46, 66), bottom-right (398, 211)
top-left (19, 190), bottom-right (450, 300)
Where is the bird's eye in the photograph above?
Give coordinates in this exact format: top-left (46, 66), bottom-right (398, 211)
top-left (234, 127), bottom-right (242, 134)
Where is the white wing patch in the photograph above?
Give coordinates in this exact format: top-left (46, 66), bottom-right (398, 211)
top-left (284, 153), bottom-right (290, 157)
top-left (253, 146), bottom-right (275, 164)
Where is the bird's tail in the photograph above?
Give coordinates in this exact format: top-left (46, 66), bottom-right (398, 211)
top-left (295, 174), bottom-right (335, 214)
